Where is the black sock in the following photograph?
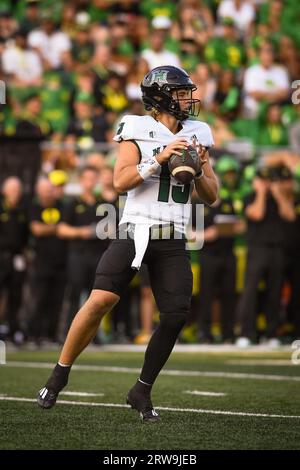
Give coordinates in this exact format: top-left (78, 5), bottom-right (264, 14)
top-left (45, 363), bottom-right (71, 392)
top-left (139, 312), bottom-right (186, 384)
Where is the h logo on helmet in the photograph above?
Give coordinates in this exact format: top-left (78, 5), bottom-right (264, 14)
top-left (149, 70), bottom-right (168, 86)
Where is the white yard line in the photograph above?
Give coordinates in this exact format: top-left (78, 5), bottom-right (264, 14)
top-left (4, 361), bottom-right (300, 382)
top-left (66, 344), bottom-right (293, 353)
top-left (226, 360), bottom-right (293, 366)
top-left (183, 390), bottom-right (226, 397)
top-left (60, 391), bottom-right (104, 397)
top-left (0, 396), bottom-right (299, 420)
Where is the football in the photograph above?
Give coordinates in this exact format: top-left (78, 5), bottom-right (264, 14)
top-left (168, 145), bottom-right (200, 184)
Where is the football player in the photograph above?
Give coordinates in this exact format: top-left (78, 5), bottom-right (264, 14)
top-left (37, 66), bottom-right (219, 422)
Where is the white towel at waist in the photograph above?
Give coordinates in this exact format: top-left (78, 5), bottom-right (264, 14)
top-left (131, 223), bottom-right (151, 270)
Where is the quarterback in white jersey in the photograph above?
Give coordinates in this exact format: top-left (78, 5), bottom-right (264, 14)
top-left (113, 114), bottom-right (214, 231)
top-left (37, 65), bottom-right (219, 423)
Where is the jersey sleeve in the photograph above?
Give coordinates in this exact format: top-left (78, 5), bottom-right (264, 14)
top-left (201, 122), bottom-right (214, 149)
top-left (193, 121), bottom-right (214, 149)
top-left (113, 115), bottom-right (135, 142)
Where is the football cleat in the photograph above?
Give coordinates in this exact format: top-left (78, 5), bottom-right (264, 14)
top-left (37, 387), bottom-right (59, 409)
top-left (126, 387), bottom-right (161, 423)
top-left (36, 363), bottom-right (70, 409)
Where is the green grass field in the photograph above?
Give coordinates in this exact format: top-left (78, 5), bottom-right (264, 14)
top-left (1, 348), bottom-right (300, 450)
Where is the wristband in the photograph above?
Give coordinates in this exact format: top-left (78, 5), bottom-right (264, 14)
top-left (137, 157), bottom-right (161, 180)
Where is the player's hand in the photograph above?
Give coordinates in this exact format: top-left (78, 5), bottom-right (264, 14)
top-left (156, 139), bottom-right (189, 164)
top-left (192, 137), bottom-right (208, 168)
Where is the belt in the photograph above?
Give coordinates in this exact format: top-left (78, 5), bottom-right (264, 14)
top-left (119, 223), bottom-right (184, 241)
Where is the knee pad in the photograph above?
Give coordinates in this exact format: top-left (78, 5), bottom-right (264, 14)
top-left (159, 312), bottom-right (187, 330)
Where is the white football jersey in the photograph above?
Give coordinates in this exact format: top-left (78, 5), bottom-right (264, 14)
top-left (113, 114), bottom-right (214, 232)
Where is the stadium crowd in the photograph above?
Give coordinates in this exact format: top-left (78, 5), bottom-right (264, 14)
top-left (1, 0), bottom-right (300, 347)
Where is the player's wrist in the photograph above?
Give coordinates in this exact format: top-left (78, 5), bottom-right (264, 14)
top-left (155, 152), bottom-right (169, 165)
top-left (136, 157), bottom-right (161, 180)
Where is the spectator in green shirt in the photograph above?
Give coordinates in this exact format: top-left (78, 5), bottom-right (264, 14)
top-left (213, 69), bottom-right (241, 121)
top-left (71, 15), bottom-right (95, 72)
top-left (108, 15), bottom-right (135, 72)
top-left (140, 0), bottom-right (177, 22)
top-left (289, 104), bottom-right (300, 155)
top-left (88, 0), bottom-right (110, 24)
top-left (205, 17), bottom-right (246, 74)
top-left (60, 2), bottom-right (77, 40)
top-left (100, 73), bottom-right (129, 118)
top-left (179, 39), bottom-right (200, 73)
top-left (17, 92), bottom-right (51, 138)
top-left (41, 72), bottom-right (72, 134)
top-left (20, 0), bottom-right (41, 33)
top-left (258, 0), bottom-right (300, 48)
top-left (92, 44), bottom-right (112, 91)
top-left (173, 0), bottom-right (214, 49)
top-left (0, 102), bottom-right (17, 136)
top-left (258, 104), bottom-right (288, 147)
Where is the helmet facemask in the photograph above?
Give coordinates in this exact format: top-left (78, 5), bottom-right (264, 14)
top-left (167, 86), bottom-right (200, 121)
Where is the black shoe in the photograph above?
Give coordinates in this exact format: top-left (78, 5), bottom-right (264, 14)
top-left (126, 387), bottom-right (160, 422)
top-left (36, 363), bottom-right (71, 409)
top-left (37, 387), bottom-right (59, 409)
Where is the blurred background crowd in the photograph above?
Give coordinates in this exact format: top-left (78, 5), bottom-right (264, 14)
top-left (1, 0), bottom-right (300, 348)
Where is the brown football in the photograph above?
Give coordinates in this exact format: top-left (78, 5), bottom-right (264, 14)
top-left (168, 145), bottom-right (200, 184)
